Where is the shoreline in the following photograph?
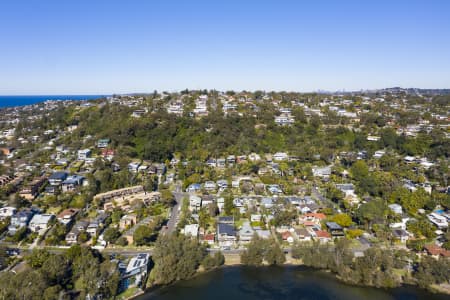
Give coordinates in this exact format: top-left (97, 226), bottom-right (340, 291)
top-left (133, 262), bottom-right (450, 300)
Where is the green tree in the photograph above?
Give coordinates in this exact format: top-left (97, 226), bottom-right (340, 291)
top-left (150, 234), bottom-right (206, 285)
top-left (133, 225), bottom-right (154, 246)
top-left (103, 227), bottom-right (121, 243)
top-left (330, 213), bottom-right (352, 227)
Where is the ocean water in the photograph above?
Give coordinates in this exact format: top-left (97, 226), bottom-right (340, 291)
top-left (0, 95), bottom-right (107, 108)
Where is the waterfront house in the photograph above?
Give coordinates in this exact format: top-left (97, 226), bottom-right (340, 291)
top-left (122, 253), bottom-right (150, 289)
top-left (217, 223), bottom-right (236, 248)
top-left (239, 221), bottom-right (255, 243)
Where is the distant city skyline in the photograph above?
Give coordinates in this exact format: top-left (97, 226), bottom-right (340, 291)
top-left (1, 0), bottom-right (449, 94)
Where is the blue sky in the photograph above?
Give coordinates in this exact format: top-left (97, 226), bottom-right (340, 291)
top-left (0, 0), bottom-right (449, 94)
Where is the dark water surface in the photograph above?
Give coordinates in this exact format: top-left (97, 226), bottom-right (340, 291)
top-left (138, 266), bottom-right (448, 300)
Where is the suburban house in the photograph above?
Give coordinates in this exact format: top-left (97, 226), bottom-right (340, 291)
top-left (336, 184), bottom-right (356, 198)
top-left (101, 149), bottom-right (115, 160)
top-left (217, 222), bottom-right (236, 248)
top-left (424, 244), bottom-right (450, 258)
top-left (87, 213), bottom-right (108, 236)
top-left (128, 162), bottom-right (140, 173)
top-left (65, 230), bottom-right (79, 244)
top-left (206, 159), bottom-right (217, 168)
top-left (201, 195), bottom-right (215, 207)
top-left (204, 181), bottom-right (217, 191)
top-left (28, 214), bottom-right (54, 233)
top-left (66, 220), bottom-right (89, 244)
top-left (202, 233), bottom-right (215, 245)
top-left (189, 195), bottom-right (202, 212)
top-left (0, 206), bottom-right (16, 220)
top-left (239, 221), bottom-right (255, 243)
top-left (48, 171), bottom-right (68, 186)
top-left (97, 138), bottom-right (111, 148)
top-left (186, 183), bottom-right (201, 193)
top-left (281, 231), bottom-right (294, 244)
top-left (57, 208), bottom-right (79, 226)
top-left (275, 114), bottom-right (295, 126)
top-left (312, 166), bottom-right (331, 178)
top-left (19, 177), bottom-right (46, 200)
top-left (77, 149), bottom-right (91, 160)
top-left (261, 197), bottom-right (274, 208)
top-left (427, 213), bottom-right (448, 229)
top-left (121, 253), bottom-right (150, 289)
top-left (326, 222), bottom-right (345, 237)
top-left (388, 204), bottom-right (403, 215)
top-left (273, 152), bottom-right (289, 161)
top-left (295, 228), bottom-right (312, 242)
top-left (392, 229), bottom-right (411, 243)
top-left (8, 209), bottom-right (36, 234)
top-left (183, 224), bottom-right (199, 237)
top-left (300, 213), bottom-right (326, 226)
top-left (62, 175), bottom-right (85, 192)
top-left (314, 230), bottom-right (332, 243)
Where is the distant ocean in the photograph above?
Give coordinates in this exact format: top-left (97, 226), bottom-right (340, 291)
top-left (0, 95), bottom-right (107, 108)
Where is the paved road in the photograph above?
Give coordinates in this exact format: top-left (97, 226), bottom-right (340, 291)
top-left (162, 183), bottom-right (185, 234)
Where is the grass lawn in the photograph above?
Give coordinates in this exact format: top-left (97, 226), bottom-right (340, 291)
top-left (117, 287), bottom-right (142, 300)
top-left (46, 206), bottom-right (61, 214)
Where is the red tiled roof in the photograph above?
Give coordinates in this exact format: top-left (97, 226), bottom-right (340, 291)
top-left (303, 221), bottom-right (316, 227)
top-left (424, 244), bottom-right (450, 257)
top-left (303, 213), bottom-right (326, 220)
top-left (281, 231), bottom-right (292, 240)
top-left (203, 234), bottom-right (215, 241)
top-left (315, 230), bottom-right (331, 238)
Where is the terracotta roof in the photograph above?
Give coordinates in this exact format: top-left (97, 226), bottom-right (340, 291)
top-left (303, 213), bottom-right (326, 220)
top-left (203, 234), bottom-right (215, 241)
top-left (303, 221), bottom-right (316, 227)
top-left (315, 230), bottom-right (331, 238)
top-left (57, 208), bottom-right (79, 218)
top-left (281, 231), bottom-right (292, 240)
top-left (424, 244), bottom-right (450, 257)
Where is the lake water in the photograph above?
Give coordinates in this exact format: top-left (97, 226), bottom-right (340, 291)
top-left (139, 266), bottom-right (448, 300)
top-left (0, 95), bottom-right (106, 108)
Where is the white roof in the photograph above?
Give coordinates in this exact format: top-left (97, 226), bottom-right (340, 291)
top-left (30, 214), bottom-right (53, 225)
top-left (184, 224), bottom-right (199, 236)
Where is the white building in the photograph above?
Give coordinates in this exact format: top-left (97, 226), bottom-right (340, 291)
top-left (388, 204), bottom-right (403, 215)
top-left (428, 213), bottom-right (448, 229)
top-left (77, 149), bottom-right (91, 160)
top-left (183, 224), bottom-right (199, 237)
top-left (29, 214), bottom-right (54, 233)
top-left (273, 152), bottom-right (289, 161)
top-left (0, 206), bottom-right (16, 220)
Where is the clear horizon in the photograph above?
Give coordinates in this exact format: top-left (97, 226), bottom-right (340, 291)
top-left (1, 85), bottom-right (450, 97)
top-left (1, 0), bottom-right (450, 94)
